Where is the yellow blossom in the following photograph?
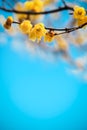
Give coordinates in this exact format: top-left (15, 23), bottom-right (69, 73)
top-left (43, 0), bottom-right (55, 6)
top-left (44, 31), bottom-right (55, 42)
top-left (75, 35), bottom-right (84, 44)
top-left (4, 16), bottom-right (13, 29)
top-left (20, 20), bottom-right (32, 34)
top-left (73, 5), bottom-right (86, 20)
top-left (15, 2), bottom-right (27, 22)
top-left (29, 29), bottom-right (36, 41)
top-left (29, 23), bottom-right (46, 42)
top-left (77, 15), bottom-right (87, 27)
top-left (24, 1), bottom-right (34, 10)
top-left (57, 36), bottom-right (68, 50)
top-left (24, 0), bottom-right (43, 12)
top-left (24, 0), bottom-right (44, 21)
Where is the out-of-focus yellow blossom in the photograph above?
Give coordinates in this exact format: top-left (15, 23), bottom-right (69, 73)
top-left (57, 36), bottom-right (68, 50)
top-left (29, 15), bottom-right (41, 22)
top-left (24, 0), bottom-right (43, 12)
top-left (4, 16), bottom-right (13, 29)
top-left (24, 0), bottom-right (44, 21)
top-left (20, 20), bottom-right (32, 34)
top-left (44, 31), bottom-right (55, 42)
top-left (75, 35), bottom-right (84, 44)
top-left (29, 23), bottom-right (46, 42)
top-left (77, 15), bottom-right (87, 26)
top-left (15, 2), bottom-right (27, 22)
top-left (73, 5), bottom-right (86, 20)
top-left (24, 1), bottom-right (34, 11)
top-left (43, 0), bottom-right (55, 6)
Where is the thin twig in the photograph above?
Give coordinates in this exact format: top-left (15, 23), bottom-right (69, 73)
top-left (61, 0), bottom-right (67, 7)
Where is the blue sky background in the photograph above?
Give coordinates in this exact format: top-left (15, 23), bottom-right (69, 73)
top-left (0, 0), bottom-right (87, 130)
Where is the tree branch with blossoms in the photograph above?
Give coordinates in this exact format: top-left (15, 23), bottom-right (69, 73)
top-left (0, 0), bottom-right (87, 79)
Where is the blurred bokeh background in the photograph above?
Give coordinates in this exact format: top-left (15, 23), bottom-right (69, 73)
top-left (0, 0), bottom-right (87, 130)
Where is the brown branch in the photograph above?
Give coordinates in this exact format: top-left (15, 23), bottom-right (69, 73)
top-left (12, 20), bottom-right (87, 35)
top-left (55, 22), bottom-right (87, 35)
top-left (46, 22), bottom-right (87, 34)
top-left (0, 5), bottom-right (73, 15)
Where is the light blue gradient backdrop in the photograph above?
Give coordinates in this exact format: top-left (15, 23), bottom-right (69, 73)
top-left (0, 0), bottom-right (87, 130)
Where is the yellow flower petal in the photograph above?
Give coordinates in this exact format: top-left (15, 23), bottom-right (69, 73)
top-left (29, 23), bottom-right (46, 42)
top-left (20, 20), bottom-right (32, 34)
top-left (73, 5), bottom-right (86, 20)
top-left (44, 31), bottom-right (55, 42)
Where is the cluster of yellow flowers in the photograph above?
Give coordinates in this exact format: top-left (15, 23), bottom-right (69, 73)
top-left (15, 2), bottom-right (27, 22)
top-left (24, 0), bottom-right (43, 12)
top-left (19, 20), bottom-right (55, 42)
top-left (15, 0), bottom-right (43, 22)
top-left (73, 5), bottom-right (87, 26)
top-left (15, 0), bottom-right (54, 22)
top-left (3, 17), bottom-right (55, 43)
